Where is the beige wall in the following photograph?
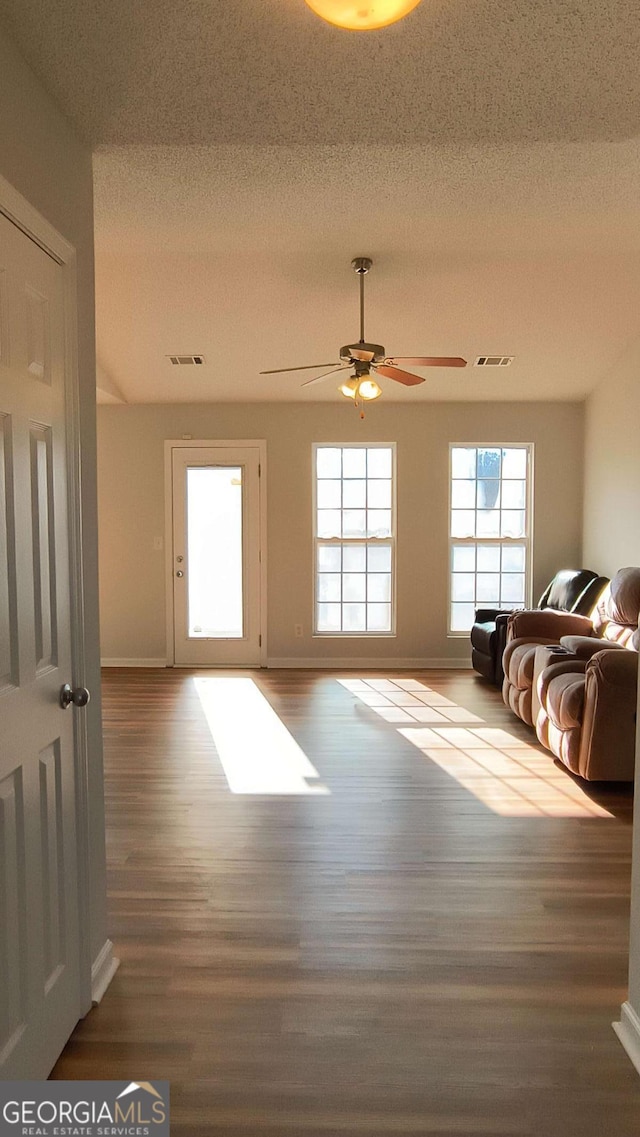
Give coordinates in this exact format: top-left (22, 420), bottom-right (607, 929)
top-left (98, 400), bottom-right (584, 664)
top-left (583, 336), bottom-right (640, 575)
top-left (0, 34), bottom-right (108, 979)
top-left (584, 339), bottom-right (640, 1060)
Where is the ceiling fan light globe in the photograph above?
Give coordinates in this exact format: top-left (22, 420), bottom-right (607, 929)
top-left (339, 377), bottom-right (359, 399)
top-left (358, 378), bottom-right (382, 400)
top-left (304, 0), bottom-right (422, 29)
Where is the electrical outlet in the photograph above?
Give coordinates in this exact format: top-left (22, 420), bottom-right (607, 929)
top-left (294, 624), bottom-right (303, 638)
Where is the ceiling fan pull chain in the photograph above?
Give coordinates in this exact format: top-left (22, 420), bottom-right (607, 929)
top-left (354, 378), bottom-right (366, 419)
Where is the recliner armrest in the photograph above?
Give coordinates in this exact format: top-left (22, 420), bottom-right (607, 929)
top-left (507, 609), bottom-right (593, 642)
top-left (495, 612), bottom-right (513, 630)
top-left (474, 607), bottom-right (514, 623)
top-left (588, 647), bottom-right (639, 690)
top-left (534, 643), bottom-right (580, 671)
top-left (560, 635), bottom-right (622, 660)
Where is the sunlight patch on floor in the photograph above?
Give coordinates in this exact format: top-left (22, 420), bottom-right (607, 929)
top-left (194, 677), bottom-right (329, 795)
top-left (338, 677), bottom-right (485, 724)
top-left (399, 724), bottom-right (612, 817)
top-left (339, 678), bottom-right (612, 818)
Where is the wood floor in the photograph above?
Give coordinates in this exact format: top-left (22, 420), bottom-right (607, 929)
top-left (52, 668), bottom-right (640, 1135)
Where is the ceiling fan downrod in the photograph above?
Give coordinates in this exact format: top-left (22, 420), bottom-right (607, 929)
top-left (352, 256), bottom-right (372, 344)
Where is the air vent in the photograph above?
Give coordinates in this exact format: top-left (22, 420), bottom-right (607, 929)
top-left (167, 354), bottom-right (206, 366)
top-left (474, 355), bottom-right (514, 367)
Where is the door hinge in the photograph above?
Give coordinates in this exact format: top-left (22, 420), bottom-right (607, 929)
top-left (258, 463), bottom-right (261, 477)
top-left (259, 634), bottom-right (262, 647)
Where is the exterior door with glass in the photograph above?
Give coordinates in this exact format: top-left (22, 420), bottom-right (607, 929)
top-left (171, 444), bottom-right (263, 666)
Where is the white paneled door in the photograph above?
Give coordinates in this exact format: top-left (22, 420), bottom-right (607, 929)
top-left (171, 444), bottom-right (264, 666)
top-left (0, 211), bottom-right (82, 1075)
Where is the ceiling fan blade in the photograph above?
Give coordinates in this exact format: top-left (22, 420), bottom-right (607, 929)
top-left (384, 356), bottom-right (467, 368)
top-left (374, 364), bottom-right (425, 387)
top-left (260, 362), bottom-right (338, 375)
top-left (349, 347), bottom-right (375, 362)
top-left (302, 365), bottom-right (350, 387)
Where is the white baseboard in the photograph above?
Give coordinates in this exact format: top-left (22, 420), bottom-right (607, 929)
top-left (613, 1002), bottom-right (640, 1077)
top-left (101, 656), bottom-right (473, 671)
top-left (267, 657), bottom-right (472, 669)
top-left (91, 939), bottom-right (120, 1005)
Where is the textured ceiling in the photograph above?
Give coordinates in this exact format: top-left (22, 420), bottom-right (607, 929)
top-left (1, 0), bottom-right (640, 146)
top-left (2, 0), bottom-right (640, 405)
top-left (92, 140), bottom-right (640, 404)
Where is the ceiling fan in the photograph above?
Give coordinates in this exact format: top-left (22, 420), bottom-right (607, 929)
top-left (260, 257), bottom-right (467, 413)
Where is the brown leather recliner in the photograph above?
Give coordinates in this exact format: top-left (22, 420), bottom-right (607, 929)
top-left (470, 568), bottom-right (604, 688)
top-left (533, 568), bottom-right (640, 780)
top-left (501, 572), bottom-right (609, 725)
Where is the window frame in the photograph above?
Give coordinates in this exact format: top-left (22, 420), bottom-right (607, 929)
top-left (447, 443), bottom-right (534, 637)
top-left (312, 442), bottom-right (397, 637)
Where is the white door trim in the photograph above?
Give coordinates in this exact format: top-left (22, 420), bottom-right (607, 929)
top-left (0, 173), bottom-right (95, 1018)
top-left (164, 439), bottom-right (267, 667)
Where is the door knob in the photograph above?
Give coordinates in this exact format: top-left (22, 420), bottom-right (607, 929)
top-left (60, 683), bottom-right (91, 709)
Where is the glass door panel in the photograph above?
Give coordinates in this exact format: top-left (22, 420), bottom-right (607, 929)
top-left (187, 466), bottom-right (243, 639)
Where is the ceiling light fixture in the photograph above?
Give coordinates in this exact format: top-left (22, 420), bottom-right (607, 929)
top-left (339, 376), bottom-right (382, 400)
top-left (304, 0), bottom-right (422, 31)
top-left (339, 373), bottom-right (382, 417)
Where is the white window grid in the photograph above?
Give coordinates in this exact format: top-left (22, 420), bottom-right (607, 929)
top-left (448, 444), bottom-right (533, 636)
top-left (313, 443), bottom-right (397, 636)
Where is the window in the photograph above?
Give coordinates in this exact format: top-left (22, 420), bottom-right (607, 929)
top-left (314, 444), bottom-right (395, 634)
top-left (449, 445), bottom-right (532, 633)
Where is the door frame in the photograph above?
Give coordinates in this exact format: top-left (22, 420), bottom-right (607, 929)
top-left (164, 439), bottom-right (267, 667)
top-left (0, 174), bottom-right (94, 1017)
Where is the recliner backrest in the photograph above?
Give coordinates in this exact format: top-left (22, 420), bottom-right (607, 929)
top-left (538, 568), bottom-right (600, 614)
top-left (574, 574), bottom-right (610, 617)
top-left (594, 567), bottom-right (640, 646)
